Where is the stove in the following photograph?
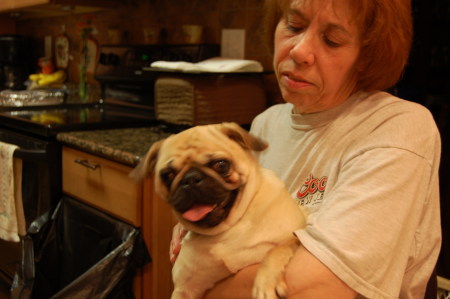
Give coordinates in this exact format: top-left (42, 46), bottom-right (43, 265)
top-left (0, 103), bottom-right (155, 137)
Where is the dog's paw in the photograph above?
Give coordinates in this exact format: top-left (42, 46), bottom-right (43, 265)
top-left (252, 272), bottom-right (288, 299)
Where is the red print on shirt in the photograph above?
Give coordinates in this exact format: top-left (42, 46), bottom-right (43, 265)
top-left (296, 174), bottom-right (328, 206)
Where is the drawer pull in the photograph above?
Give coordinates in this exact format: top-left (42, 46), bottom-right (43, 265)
top-left (75, 159), bottom-right (100, 170)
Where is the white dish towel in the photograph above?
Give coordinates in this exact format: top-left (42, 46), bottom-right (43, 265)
top-left (0, 141), bottom-right (25, 242)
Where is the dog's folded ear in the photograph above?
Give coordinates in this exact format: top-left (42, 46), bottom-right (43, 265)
top-left (129, 139), bottom-right (165, 181)
top-left (219, 122), bottom-right (268, 152)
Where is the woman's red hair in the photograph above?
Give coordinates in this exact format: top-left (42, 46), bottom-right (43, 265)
top-left (263, 0), bottom-right (413, 91)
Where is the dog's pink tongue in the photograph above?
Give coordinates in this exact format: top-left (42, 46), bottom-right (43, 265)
top-left (182, 205), bottom-right (215, 222)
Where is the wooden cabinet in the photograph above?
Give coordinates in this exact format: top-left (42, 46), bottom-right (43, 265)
top-left (143, 179), bottom-right (178, 299)
top-left (0, 0), bottom-right (43, 11)
top-left (62, 146), bottom-right (142, 226)
top-left (62, 146), bottom-right (176, 299)
top-left (0, 0), bottom-right (118, 17)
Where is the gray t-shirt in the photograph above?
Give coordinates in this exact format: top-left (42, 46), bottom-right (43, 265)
top-left (250, 91), bottom-right (441, 299)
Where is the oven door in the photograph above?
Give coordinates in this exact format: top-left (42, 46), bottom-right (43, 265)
top-left (0, 128), bottom-right (61, 293)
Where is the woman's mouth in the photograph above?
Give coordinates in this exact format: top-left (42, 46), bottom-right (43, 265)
top-left (281, 73), bottom-right (312, 90)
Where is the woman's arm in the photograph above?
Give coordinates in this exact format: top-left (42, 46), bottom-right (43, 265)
top-left (203, 245), bottom-right (357, 299)
top-left (285, 246), bottom-right (357, 298)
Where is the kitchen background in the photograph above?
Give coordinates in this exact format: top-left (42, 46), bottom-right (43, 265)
top-left (0, 0), bottom-right (449, 294)
top-left (0, 0), bottom-right (281, 102)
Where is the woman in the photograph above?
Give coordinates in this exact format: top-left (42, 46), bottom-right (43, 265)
top-left (174, 0), bottom-right (442, 297)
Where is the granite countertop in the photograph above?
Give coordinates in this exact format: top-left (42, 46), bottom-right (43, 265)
top-left (57, 127), bottom-right (172, 167)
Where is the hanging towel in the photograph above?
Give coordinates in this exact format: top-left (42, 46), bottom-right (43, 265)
top-left (0, 141), bottom-right (25, 242)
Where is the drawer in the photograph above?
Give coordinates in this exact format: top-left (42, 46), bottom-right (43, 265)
top-left (62, 146), bottom-right (142, 226)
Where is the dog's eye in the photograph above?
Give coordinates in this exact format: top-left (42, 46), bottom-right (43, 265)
top-left (210, 159), bottom-right (231, 177)
top-left (160, 167), bottom-right (177, 188)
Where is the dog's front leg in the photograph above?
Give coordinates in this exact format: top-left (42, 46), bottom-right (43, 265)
top-left (252, 237), bottom-right (300, 299)
top-left (171, 246), bottom-right (233, 299)
top-left (171, 289), bottom-right (197, 299)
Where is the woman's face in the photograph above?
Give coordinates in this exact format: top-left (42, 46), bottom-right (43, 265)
top-left (274, 0), bottom-right (361, 113)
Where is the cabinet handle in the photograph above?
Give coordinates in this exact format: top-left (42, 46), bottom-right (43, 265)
top-left (75, 159), bottom-right (100, 170)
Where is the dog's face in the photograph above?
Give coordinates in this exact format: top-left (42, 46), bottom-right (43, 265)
top-left (131, 123), bottom-right (267, 231)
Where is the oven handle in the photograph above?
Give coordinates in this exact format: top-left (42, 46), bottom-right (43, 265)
top-left (74, 159), bottom-right (100, 170)
top-left (13, 148), bottom-right (47, 162)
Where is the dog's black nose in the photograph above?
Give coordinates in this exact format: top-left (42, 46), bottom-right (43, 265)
top-left (181, 169), bottom-right (204, 187)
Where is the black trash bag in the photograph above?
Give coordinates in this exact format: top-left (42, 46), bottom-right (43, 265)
top-left (11, 196), bottom-right (151, 299)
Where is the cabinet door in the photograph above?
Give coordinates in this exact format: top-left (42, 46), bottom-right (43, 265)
top-left (1, 0), bottom-right (119, 14)
top-left (10, 0), bottom-right (48, 10)
top-left (62, 146), bottom-right (142, 226)
top-left (0, 0), bottom-right (13, 11)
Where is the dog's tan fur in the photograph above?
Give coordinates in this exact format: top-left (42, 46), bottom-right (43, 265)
top-left (131, 122), bottom-right (307, 299)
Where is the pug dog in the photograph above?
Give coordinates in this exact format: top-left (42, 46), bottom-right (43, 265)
top-left (130, 122), bottom-right (307, 299)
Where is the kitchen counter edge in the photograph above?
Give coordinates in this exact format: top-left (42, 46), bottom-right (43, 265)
top-left (56, 127), bottom-right (170, 167)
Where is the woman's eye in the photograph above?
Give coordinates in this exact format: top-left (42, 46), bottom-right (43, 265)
top-left (210, 160), bottom-right (231, 176)
top-left (284, 16), bottom-right (306, 34)
top-left (323, 36), bottom-right (341, 48)
top-left (286, 24), bottom-right (304, 34)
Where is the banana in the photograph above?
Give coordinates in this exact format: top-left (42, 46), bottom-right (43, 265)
top-left (29, 70), bottom-right (66, 86)
top-left (29, 73), bottom-right (44, 81)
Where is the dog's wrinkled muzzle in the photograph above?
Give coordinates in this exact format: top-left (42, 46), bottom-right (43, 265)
top-left (169, 168), bottom-right (238, 227)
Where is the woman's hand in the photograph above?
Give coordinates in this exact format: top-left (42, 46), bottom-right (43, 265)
top-left (170, 222), bottom-right (188, 264)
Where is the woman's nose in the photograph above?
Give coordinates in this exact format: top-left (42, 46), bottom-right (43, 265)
top-left (289, 33), bottom-right (315, 66)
